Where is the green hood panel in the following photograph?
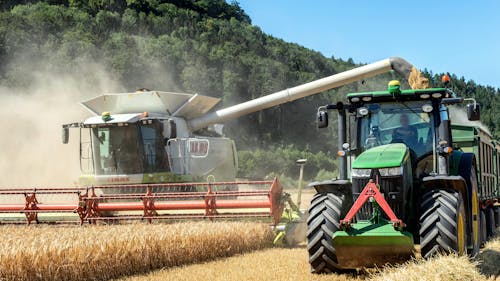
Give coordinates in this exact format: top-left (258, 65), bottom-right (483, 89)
top-left (352, 143), bottom-right (408, 169)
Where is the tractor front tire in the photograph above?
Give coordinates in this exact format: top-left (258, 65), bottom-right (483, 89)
top-left (419, 189), bottom-right (467, 258)
top-left (307, 193), bottom-right (343, 273)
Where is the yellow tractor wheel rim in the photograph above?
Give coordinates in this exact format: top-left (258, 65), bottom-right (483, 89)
top-left (472, 190), bottom-right (479, 247)
top-left (458, 212), bottom-right (465, 254)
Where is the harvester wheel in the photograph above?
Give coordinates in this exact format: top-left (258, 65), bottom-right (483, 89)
top-left (485, 207), bottom-right (496, 238)
top-left (306, 193), bottom-right (343, 273)
top-left (419, 189), bottom-right (466, 258)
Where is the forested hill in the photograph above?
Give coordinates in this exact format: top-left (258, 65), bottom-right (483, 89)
top-left (1, 1), bottom-right (499, 180)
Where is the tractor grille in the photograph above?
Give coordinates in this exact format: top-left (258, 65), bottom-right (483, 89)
top-left (351, 177), bottom-right (404, 221)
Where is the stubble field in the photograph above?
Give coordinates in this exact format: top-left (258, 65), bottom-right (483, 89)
top-left (117, 233), bottom-right (500, 281)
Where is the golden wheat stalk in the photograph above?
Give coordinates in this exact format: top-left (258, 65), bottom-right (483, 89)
top-left (0, 222), bottom-right (273, 281)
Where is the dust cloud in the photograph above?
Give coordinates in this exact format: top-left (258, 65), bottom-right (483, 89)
top-left (449, 105), bottom-right (491, 135)
top-left (0, 62), bottom-right (123, 187)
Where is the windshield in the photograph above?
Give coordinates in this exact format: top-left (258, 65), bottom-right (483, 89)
top-left (91, 124), bottom-right (168, 175)
top-left (358, 101), bottom-right (435, 158)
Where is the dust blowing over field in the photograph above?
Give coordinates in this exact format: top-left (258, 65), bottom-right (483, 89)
top-left (0, 63), bottom-right (122, 187)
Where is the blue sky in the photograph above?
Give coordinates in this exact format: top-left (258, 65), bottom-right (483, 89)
top-left (237, 1), bottom-right (500, 88)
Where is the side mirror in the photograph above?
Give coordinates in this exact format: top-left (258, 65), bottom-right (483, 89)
top-left (62, 127), bottom-right (69, 144)
top-left (467, 103), bottom-right (480, 121)
top-left (317, 111), bottom-right (328, 128)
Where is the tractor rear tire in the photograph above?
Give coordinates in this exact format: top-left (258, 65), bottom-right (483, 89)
top-left (419, 189), bottom-right (467, 258)
top-left (485, 207), bottom-right (496, 237)
top-left (307, 193), bottom-right (343, 274)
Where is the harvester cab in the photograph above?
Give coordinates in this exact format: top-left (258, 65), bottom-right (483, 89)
top-left (63, 91), bottom-right (238, 186)
top-left (308, 80), bottom-right (485, 272)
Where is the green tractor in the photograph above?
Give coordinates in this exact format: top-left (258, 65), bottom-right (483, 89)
top-left (307, 80), bottom-right (500, 273)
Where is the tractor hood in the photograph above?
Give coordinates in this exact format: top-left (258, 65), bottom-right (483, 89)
top-left (352, 143), bottom-right (408, 169)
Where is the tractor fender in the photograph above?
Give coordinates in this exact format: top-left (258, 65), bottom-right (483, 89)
top-left (308, 179), bottom-right (352, 196)
top-left (421, 176), bottom-right (469, 207)
top-left (308, 180), bottom-right (354, 218)
top-left (457, 153), bottom-right (477, 200)
top-left (448, 150), bottom-right (464, 176)
top-left (457, 152), bottom-right (480, 249)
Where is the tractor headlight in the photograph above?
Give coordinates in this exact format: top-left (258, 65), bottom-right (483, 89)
top-left (352, 168), bottom-right (371, 178)
top-left (379, 166), bottom-right (403, 177)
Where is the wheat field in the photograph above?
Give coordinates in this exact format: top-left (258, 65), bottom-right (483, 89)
top-left (119, 232), bottom-right (500, 281)
top-left (0, 222), bottom-right (273, 281)
top-left (0, 222), bottom-right (498, 281)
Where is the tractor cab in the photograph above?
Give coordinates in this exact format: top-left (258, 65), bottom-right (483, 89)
top-left (318, 81), bottom-right (479, 180)
top-left (355, 99), bottom-right (435, 159)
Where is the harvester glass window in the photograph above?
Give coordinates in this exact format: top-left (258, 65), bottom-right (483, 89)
top-left (359, 101), bottom-right (435, 157)
top-left (140, 124), bottom-right (169, 173)
top-left (92, 126), bottom-right (143, 175)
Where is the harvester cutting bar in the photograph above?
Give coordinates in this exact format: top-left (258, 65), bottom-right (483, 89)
top-left (0, 178), bottom-right (284, 225)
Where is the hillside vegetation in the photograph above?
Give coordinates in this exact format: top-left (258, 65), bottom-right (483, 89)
top-left (1, 0), bottom-right (499, 181)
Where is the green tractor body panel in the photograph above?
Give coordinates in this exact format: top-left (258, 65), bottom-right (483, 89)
top-left (346, 88), bottom-right (447, 99)
top-left (333, 221), bottom-right (414, 268)
top-left (352, 143), bottom-right (408, 169)
top-left (451, 124), bottom-right (477, 154)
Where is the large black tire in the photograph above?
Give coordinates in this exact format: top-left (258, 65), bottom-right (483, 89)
top-left (419, 189), bottom-right (467, 258)
top-left (306, 193), bottom-right (343, 273)
top-left (480, 210), bottom-right (487, 246)
top-left (495, 206), bottom-right (500, 228)
top-left (485, 207), bottom-right (496, 238)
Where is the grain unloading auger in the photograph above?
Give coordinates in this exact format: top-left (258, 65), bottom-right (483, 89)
top-left (0, 57), bottom-right (429, 224)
